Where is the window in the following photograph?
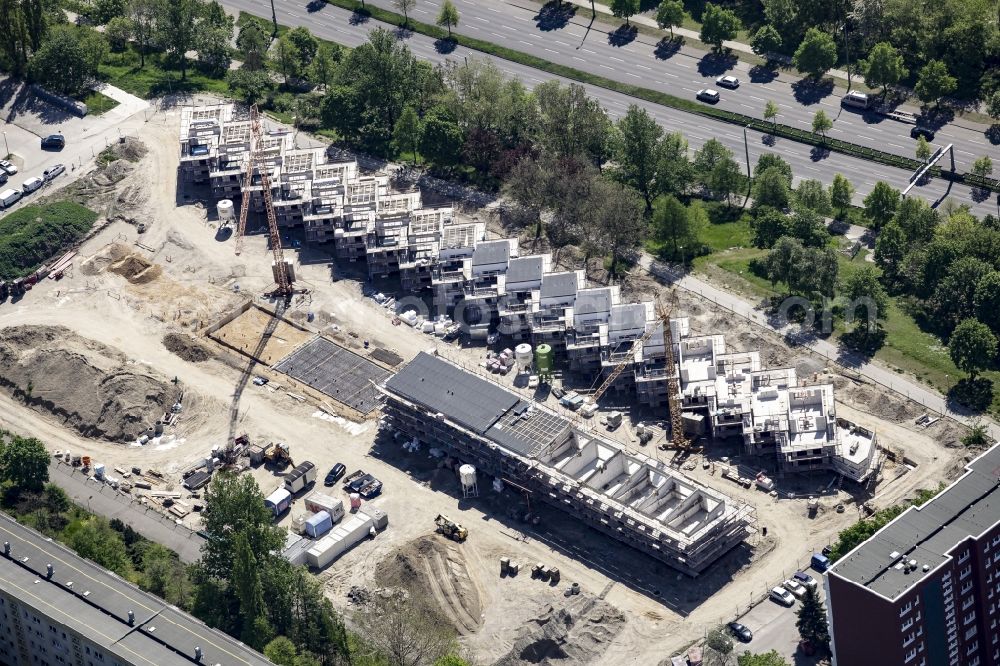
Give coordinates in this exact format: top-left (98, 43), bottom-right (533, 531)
top-left (905, 647), bottom-right (918, 663)
top-left (967, 625), bottom-right (979, 640)
top-left (961, 565), bottom-right (974, 581)
top-left (960, 550), bottom-right (972, 564)
top-left (966, 611), bottom-right (978, 626)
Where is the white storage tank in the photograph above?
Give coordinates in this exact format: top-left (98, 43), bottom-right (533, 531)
top-left (459, 464), bottom-right (478, 498)
top-left (217, 199), bottom-right (235, 223)
top-left (514, 343), bottom-right (533, 373)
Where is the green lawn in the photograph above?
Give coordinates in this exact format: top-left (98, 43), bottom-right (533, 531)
top-left (98, 48), bottom-right (229, 99)
top-left (79, 90), bottom-right (119, 116)
top-left (0, 202), bottom-right (98, 280)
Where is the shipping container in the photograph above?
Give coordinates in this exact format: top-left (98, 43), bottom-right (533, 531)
top-left (306, 509), bottom-right (384, 569)
top-left (305, 510), bottom-right (334, 538)
top-left (265, 488), bottom-right (292, 516)
top-left (304, 492), bottom-right (345, 523)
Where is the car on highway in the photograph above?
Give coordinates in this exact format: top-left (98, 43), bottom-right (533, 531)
top-left (0, 160), bottom-right (17, 175)
top-left (715, 75), bottom-right (740, 89)
top-left (324, 463), bottom-right (346, 486)
top-left (40, 134), bottom-right (65, 150)
top-left (793, 571), bottom-right (818, 590)
top-left (841, 91), bottom-right (872, 110)
top-left (21, 176), bottom-right (44, 194)
top-left (770, 586), bottom-right (796, 607)
top-left (910, 126), bottom-right (935, 141)
top-left (783, 579), bottom-right (808, 598)
top-left (696, 89), bottom-right (721, 104)
top-left (43, 164), bottom-right (65, 181)
top-left (728, 621), bottom-right (753, 642)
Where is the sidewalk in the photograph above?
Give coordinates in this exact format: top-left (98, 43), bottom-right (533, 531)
top-left (91, 82), bottom-right (150, 122)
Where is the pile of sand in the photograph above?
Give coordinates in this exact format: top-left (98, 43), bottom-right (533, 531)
top-left (162, 333), bottom-right (213, 363)
top-left (0, 326), bottom-right (179, 442)
top-left (494, 595), bottom-right (625, 666)
top-left (109, 253), bottom-right (161, 284)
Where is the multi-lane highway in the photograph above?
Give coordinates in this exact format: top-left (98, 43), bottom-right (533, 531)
top-left (226, 0), bottom-right (999, 215)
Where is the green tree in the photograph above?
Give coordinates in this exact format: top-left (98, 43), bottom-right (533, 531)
top-left (829, 173), bottom-right (854, 217)
top-left (592, 181), bottom-right (647, 276)
top-left (614, 105), bottom-right (663, 209)
top-left (227, 68), bottom-right (274, 105)
top-left (395, 0), bottom-right (416, 25)
top-left (753, 167), bottom-right (791, 210)
top-left (156, 0), bottom-right (200, 80)
top-left (392, 106), bottom-right (422, 164)
top-left (754, 153), bottom-right (792, 184)
top-left (610, 0), bottom-right (640, 26)
top-left (141, 544), bottom-right (194, 608)
top-left (763, 99), bottom-right (779, 129)
top-left (420, 105), bottom-right (463, 167)
top-left (752, 207), bottom-right (790, 248)
top-left (655, 0), bottom-right (684, 38)
top-left (738, 651), bottom-right (789, 666)
top-left (892, 196), bottom-right (939, 245)
top-left (860, 42), bottom-right (907, 98)
top-left (795, 178), bottom-right (832, 216)
top-left (811, 109), bottom-right (832, 139)
top-left (699, 3), bottom-right (742, 51)
top-left (27, 26), bottom-right (106, 96)
top-left (236, 18), bottom-right (270, 72)
top-left (233, 532), bottom-right (269, 647)
top-left (915, 60), bottom-right (957, 107)
top-left (309, 43), bottom-right (341, 88)
top-left (930, 257), bottom-right (993, 332)
top-left (436, 0), bottom-right (459, 37)
top-left (949, 318), bottom-right (998, 379)
top-left (0, 435), bottom-right (49, 492)
top-left (653, 195), bottom-right (703, 261)
top-left (863, 181), bottom-right (900, 229)
top-left (105, 15), bottom-right (132, 52)
top-left (789, 206), bottom-right (829, 247)
top-left (794, 28), bottom-right (837, 79)
top-left (987, 91), bottom-right (1000, 122)
top-left (534, 80), bottom-right (612, 167)
top-left (128, 0), bottom-right (157, 67)
top-left (287, 26), bottom-right (318, 70)
top-left (274, 33), bottom-right (300, 84)
top-left (972, 156), bottom-right (993, 178)
top-left (706, 626), bottom-right (734, 656)
top-left (915, 135), bottom-right (931, 162)
top-left (654, 131), bottom-right (694, 197)
top-left (974, 272), bottom-right (1000, 332)
top-left (201, 472), bottom-right (285, 580)
top-left (264, 636), bottom-right (298, 666)
top-left (843, 264), bottom-right (888, 334)
top-left (750, 24), bottom-right (782, 58)
top-left (197, 25), bottom-right (232, 77)
top-left (66, 518), bottom-right (133, 577)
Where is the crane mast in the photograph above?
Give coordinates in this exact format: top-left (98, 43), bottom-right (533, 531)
top-left (657, 297), bottom-right (689, 450)
top-left (234, 104), bottom-right (292, 297)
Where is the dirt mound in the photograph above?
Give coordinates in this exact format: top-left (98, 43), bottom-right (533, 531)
top-left (109, 253), bottom-right (161, 284)
top-left (839, 382), bottom-right (922, 423)
top-left (379, 536), bottom-right (483, 635)
top-left (494, 595), bottom-right (625, 666)
top-left (163, 333), bottom-right (212, 363)
top-left (0, 325), bottom-right (180, 442)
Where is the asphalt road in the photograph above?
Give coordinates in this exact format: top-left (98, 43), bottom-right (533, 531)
top-left (227, 0), bottom-right (1000, 216)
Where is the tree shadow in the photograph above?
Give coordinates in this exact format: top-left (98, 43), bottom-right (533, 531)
top-left (810, 145), bottom-right (831, 161)
top-left (434, 37), bottom-right (458, 54)
top-left (918, 105), bottom-right (954, 130)
top-left (748, 64), bottom-right (778, 84)
top-left (971, 187), bottom-right (992, 203)
top-left (349, 9), bottom-right (370, 25)
top-left (607, 24), bottom-right (638, 47)
top-left (947, 377), bottom-right (994, 413)
top-left (839, 327), bottom-right (886, 360)
top-left (306, 0), bottom-right (324, 12)
top-left (791, 77), bottom-right (834, 105)
top-left (761, 133), bottom-right (777, 146)
top-left (394, 25), bottom-right (413, 40)
top-left (696, 50), bottom-right (737, 77)
top-left (534, 1), bottom-right (576, 31)
top-left (653, 36), bottom-right (682, 60)
top-left (986, 125), bottom-right (1000, 146)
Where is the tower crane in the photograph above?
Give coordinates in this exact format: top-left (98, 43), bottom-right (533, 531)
top-left (234, 104), bottom-right (293, 299)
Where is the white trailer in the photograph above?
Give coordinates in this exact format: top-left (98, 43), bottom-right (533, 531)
top-left (284, 461), bottom-right (317, 494)
top-left (304, 492), bottom-right (345, 524)
top-left (305, 508), bottom-right (386, 569)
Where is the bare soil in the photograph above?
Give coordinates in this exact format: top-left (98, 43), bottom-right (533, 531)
top-left (162, 333), bottom-right (213, 363)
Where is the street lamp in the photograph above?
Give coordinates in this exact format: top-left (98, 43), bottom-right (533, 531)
top-left (841, 22), bottom-right (852, 91)
top-left (743, 124), bottom-right (752, 207)
top-left (270, 0), bottom-right (278, 37)
top-left (2, 131), bottom-right (8, 159)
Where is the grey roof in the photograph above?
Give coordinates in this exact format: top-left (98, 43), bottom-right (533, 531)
top-left (506, 256), bottom-right (544, 285)
top-left (540, 272), bottom-right (579, 299)
top-left (830, 444), bottom-right (1000, 600)
top-left (0, 515), bottom-right (274, 666)
top-left (472, 240), bottom-right (510, 266)
top-left (610, 303), bottom-right (649, 330)
top-left (574, 288), bottom-right (612, 316)
top-left (384, 352), bottom-right (518, 434)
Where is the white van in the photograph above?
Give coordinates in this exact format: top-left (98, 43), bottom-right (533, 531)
top-left (21, 176), bottom-right (44, 194)
top-left (841, 91), bottom-right (871, 109)
top-left (0, 188), bottom-right (21, 208)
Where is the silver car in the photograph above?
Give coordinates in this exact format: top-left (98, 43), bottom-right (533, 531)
top-left (0, 160), bottom-right (17, 175)
top-left (697, 89), bottom-right (721, 103)
top-left (716, 75), bottom-right (740, 89)
top-left (770, 586), bottom-right (795, 606)
top-left (43, 164), bottom-right (65, 181)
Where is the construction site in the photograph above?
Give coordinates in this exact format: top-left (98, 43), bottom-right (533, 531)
top-left (0, 97), bottom-right (982, 663)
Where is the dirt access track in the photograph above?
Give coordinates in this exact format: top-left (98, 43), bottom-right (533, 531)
top-left (0, 97), bottom-right (978, 664)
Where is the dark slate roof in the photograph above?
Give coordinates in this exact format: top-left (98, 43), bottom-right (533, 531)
top-left (540, 272), bottom-right (579, 299)
top-left (384, 352), bottom-right (518, 434)
top-left (506, 256), bottom-right (544, 285)
top-left (574, 288), bottom-right (612, 316)
top-left (472, 240), bottom-right (510, 266)
top-left (830, 444), bottom-right (1000, 600)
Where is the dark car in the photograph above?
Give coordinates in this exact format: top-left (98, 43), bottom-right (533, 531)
top-left (0, 172), bottom-right (7, 185)
top-left (728, 622), bottom-right (753, 642)
top-left (324, 463), bottom-right (346, 486)
top-left (41, 134), bottom-right (65, 150)
top-left (910, 126), bottom-right (935, 141)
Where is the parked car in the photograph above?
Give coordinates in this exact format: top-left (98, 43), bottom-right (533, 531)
top-left (783, 579), bottom-right (808, 598)
top-left (21, 176), bottom-right (44, 194)
top-left (696, 89), bottom-right (721, 103)
top-left (841, 91), bottom-right (871, 109)
top-left (715, 75), bottom-right (740, 89)
top-left (728, 621), bottom-right (753, 642)
top-left (0, 160), bottom-right (17, 175)
top-left (0, 188), bottom-right (22, 208)
top-left (41, 134), bottom-right (65, 150)
top-left (0, 172), bottom-right (7, 185)
top-left (910, 126), bottom-right (935, 141)
top-left (770, 586), bottom-right (796, 607)
top-left (551, 386), bottom-right (566, 399)
top-left (793, 571), bottom-right (818, 589)
top-left (43, 164), bottom-right (65, 181)
top-left (324, 463), bottom-right (346, 486)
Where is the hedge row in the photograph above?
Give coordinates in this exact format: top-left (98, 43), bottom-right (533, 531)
top-left (325, 0), bottom-right (999, 195)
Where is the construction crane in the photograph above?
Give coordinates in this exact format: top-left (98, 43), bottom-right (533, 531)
top-left (234, 104), bottom-right (292, 299)
top-left (656, 294), bottom-right (690, 451)
top-left (588, 321), bottom-right (658, 405)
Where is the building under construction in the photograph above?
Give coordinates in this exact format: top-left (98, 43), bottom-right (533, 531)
top-left (379, 351), bottom-right (757, 576)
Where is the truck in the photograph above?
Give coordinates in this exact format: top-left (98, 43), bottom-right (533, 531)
top-left (284, 461), bottom-right (317, 494)
top-left (264, 488), bottom-right (292, 517)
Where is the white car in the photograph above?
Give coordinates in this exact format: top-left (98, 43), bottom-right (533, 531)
top-left (716, 75), bottom-right (740, 89)
top-left (770, 586), bottom-right (796, 606)
top-left (21, 176), bottom-right (44, 194)
top-left (0, 160), bottom-right (17, 175)
top-left (528, 375), bottom-right (540, 389)
top-left (43, 164), bottom-right (65, 181)
top-left (783, 579), bottom-right (807, 598)
top-left (696, 89), bottom-right (721, 103)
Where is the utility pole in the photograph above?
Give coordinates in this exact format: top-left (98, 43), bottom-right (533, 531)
top-left (743, 124), bottom-right (752, 206)
top-left (842, 23), bottom-right (852, 91)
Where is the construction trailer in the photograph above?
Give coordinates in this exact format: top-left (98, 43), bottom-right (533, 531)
top-left (265, 488), bottom-right (292, 517)
top-left (304, 492), bottom-right (345, 523)
top-left (284, 461), bottom-right (317, 494)
top-left (379, 352), bottom-right (756, 577)
top-left (306, 507), bottom-right (389, 569)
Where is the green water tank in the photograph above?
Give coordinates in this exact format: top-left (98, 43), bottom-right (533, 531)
top-left (535, 344), bottom-right (554, 380)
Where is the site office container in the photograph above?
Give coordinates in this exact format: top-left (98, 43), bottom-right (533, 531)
top-left (265, 488), bottom-right (292, 516)
top-left (304, 510), bottom-right (334, 538)
top-left (306, 512), bottom-right (376, 569)
top-left (304, 492), bottom-right (345, 523)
